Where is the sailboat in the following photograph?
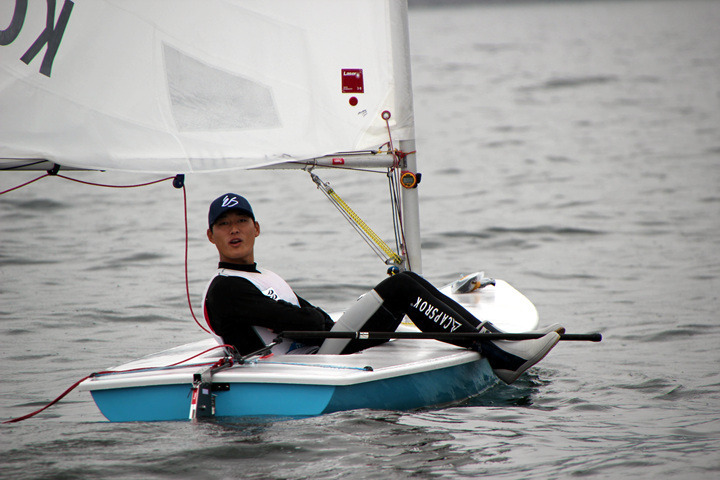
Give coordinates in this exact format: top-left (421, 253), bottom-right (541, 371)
top-left (1, 0), bottom-right (598, 422)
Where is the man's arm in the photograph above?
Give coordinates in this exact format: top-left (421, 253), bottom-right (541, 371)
top-left (205, 276), bottom-right (333, 335)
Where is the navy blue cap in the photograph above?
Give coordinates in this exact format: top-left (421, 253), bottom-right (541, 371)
top-left (208, 193), bottom-right (254, 227)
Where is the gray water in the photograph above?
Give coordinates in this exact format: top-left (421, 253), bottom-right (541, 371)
top-left (2, 0), bottom-right (720, 478)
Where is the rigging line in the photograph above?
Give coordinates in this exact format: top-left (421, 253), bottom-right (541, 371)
top-left (2, 172), bottom-right (204, 328)
top-left (316, 180), bottom-right (391, 263)
top-left (387, 169), bottom-right (405, 258)
top-left (55, 174), bottom-right (175, 188)
top-left (288, 163), bottom-right (389, 175)
top-left (91, 361), bottom-right (219, 378)
top-left (1, 174), bottom-right (215, 423)
top-left (260, 361), bottom-right (369, 371)
top-left (382, 111), bottom-right (397, 161)
top-left (2, 375), bottom-right (91, 424)
top-left (4, 170), bottom-right (208, 333)
top-left (92, 344), bottom-right (233, 376)
top-left (390, 158), bottom-right (409, 260)
top-left (382, 113), bottom-right (410, 268)
top-left (311, 172), bottom-right (402, 265)
top-left (334, 205), bottom-right (391, 263)
top-left (169, 344), bottom-right (236, 366)
top-left (0, 160), bottom-right (49, 171)
top-left (2, 344), bottom-right (234, 423)
top-left (181, 185), bottom-right (211, 334)
top-left (92, 346), bottom-right (236, 378)
top-left (0, 173), bottom-right (50, 195)
top-left (1, 173), bottom-right (178, 196)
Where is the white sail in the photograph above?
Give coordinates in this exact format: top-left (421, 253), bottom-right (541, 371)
top-left (0, 0), bottom-right (415, 173)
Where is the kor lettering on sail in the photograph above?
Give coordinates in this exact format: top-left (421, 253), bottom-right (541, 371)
top-left (0, 0), bottom-right (74, 77)
top-left (411, 297), bottom-right (462, 332)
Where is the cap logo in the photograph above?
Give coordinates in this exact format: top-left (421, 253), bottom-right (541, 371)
top-left (221, 195), bottom-right (239, 208)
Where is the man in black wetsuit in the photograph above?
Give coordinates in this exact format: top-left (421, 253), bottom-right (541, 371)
top-left (202, 193), bottom-right (562, 384)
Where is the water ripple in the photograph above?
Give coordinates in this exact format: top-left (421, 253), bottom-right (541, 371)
top-left (0, 198), bottom-right (68, 211)
top-left (520, 75), bottom-right (619, 91)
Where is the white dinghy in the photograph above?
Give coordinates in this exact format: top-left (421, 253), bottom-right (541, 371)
top-left (82, 279), bottom-right (541, 422)
top-left (1, 0), bottom-right (599, 422)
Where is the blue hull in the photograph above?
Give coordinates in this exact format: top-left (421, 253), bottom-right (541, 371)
top-left (90, 358), bottom-right (495, 422)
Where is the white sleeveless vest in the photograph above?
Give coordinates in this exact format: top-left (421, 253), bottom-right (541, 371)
top-left (202, 267), bottom-right (318, 355)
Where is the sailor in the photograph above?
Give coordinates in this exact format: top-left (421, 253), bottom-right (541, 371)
top-left (202, 193), bottom-right (563, 384)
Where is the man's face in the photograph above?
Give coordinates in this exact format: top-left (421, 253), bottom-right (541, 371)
top-left (207, 211), bottom-right (260, 264)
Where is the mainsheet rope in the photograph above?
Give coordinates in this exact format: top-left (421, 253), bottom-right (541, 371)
top-left (0, 172), bottom-right (50, 195)
top-left (1, 170), bottom-right (210, 334)
top-left (2, 344), bottom-right (235, 424)
top-left (1, 171), bottom-right (218, 423)
top-left (0, 173), bottom-right (177, 195)
top-left (180, 183), bottom-right (211, 334)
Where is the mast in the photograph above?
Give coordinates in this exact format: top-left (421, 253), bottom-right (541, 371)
top-left (391, 1), bottom-right (422, 273)
top-left (400, 140), bottom-right (422, 273)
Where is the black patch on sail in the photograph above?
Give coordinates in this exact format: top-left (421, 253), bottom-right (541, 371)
top-left (163, 44), bottom-right (279, 132)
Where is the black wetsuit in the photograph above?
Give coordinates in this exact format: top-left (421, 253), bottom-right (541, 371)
top-left (341, 271), bottom-right (484, 353)
top-left (203, 263), bottom-right (334, 355)
top-left (204, 263), bottom-right (484, 356)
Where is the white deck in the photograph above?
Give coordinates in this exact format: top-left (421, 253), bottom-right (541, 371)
top-left (81, 338), bottom-right (479, 390)
top-left (81, 279), bottom-right (538, 392)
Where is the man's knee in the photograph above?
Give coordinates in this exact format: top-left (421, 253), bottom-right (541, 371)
top-left (375, 271), bottom-right (413, 298)
top-left (375, 272), bottom-right (423, 314)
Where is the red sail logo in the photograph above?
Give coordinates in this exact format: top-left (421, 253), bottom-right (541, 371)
top-left (341, 69), bottom-right (364, 93)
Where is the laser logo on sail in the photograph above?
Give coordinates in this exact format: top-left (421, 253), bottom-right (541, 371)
top-left (341, 69), bottom-right (364, 93)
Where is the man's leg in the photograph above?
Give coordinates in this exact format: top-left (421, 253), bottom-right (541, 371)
top-left (317, 290), bottom-right (403, 354)
top-left (376, 272), bottom-right (561, 384)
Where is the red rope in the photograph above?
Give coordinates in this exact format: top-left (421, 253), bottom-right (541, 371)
top-left (0, 173), bottom-right (175, 195)
top-left (2, 172), bottom-right (207, 333)
top-left (2, 375), bottom-right (91, 424)
top-left (2, 344), bottom-right (234, 423)
top-left (2, 172), bottom-right (221, 422)
top-left (0, 173), bottom-right (50, 195)
top-left (182, 185), bottom-right (212, 334)
top-left (168, 344), bottom-right (235, 366)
